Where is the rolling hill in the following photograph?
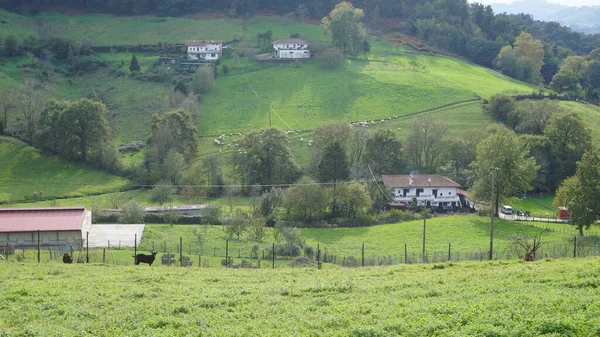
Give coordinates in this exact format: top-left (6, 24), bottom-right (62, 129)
top-left (0, 136), bottom-right (130, 203)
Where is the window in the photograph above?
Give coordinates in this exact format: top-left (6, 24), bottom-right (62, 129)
top-left (403, 189), bottom-right (409, 197)
top-left (416, 188), bottom-right (424, 197)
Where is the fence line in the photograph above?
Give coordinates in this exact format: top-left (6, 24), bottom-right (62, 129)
top-left (2, 234), bottom-right (599, 268)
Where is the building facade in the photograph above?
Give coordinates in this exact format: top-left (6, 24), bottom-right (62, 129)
top-left (0, 207), bottom-right (92, 248)
top-left (272, 38), bottom-right (310, 59)
top-left (382, 174), bottom-right (463, 210)
top-left (186, 40), bottom-right (223, 61)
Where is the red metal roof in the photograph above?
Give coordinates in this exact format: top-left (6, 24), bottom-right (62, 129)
top-left (382, 175), bottom-right (462, 188)
top-left (0, 207), bottom-right (87, 232)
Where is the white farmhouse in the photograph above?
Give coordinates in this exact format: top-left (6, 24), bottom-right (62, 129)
top-left (186, 40), bottom-right (223, 61)
top-left (382, 174), bottom-right (466, 210)
top-left (272, 38), bottom-right (310, 59)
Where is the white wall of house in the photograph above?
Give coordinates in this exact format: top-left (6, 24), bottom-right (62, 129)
top-left (392, 187), bottom-right (461, 208)
top-left (276, 49), bottom-right (310, 59)
top-left (187, 43), bottom-right (222, 61)
top-left (0, 230), bottom-right (82, 246)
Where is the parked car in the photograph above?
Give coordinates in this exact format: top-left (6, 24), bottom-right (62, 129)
top-left (501, 205), bottom-right (514, 215)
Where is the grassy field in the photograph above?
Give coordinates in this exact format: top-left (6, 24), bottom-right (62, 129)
top-left (1, 258), bottom-right (599, 336)
top-left (94, 215), bottom-right (581, 262)
top-left (0, 137), bottom-right (130, 202)
top-left (511, 194), bottom-right (557, 217)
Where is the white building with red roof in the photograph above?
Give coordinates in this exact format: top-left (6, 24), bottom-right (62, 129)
top-left (381, 174), bottom-right (465, 210)
top-left (0, 207), bottom-right (92, 248)
top-left (272, 38), bottom-right (310, 59)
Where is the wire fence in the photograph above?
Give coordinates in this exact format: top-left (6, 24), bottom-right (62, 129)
top-left (2, 234), bottom-right (599, 268)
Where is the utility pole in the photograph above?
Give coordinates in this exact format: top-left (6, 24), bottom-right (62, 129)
top-left (422, 216), bottom-right (426, 263)
top-left (489, 168), bottom-right (498, 260)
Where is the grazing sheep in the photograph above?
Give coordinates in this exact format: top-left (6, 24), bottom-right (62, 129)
top-left (134, 251), bottom-right (158, 266)
top-left (63, 253), bottom-right (73, 264)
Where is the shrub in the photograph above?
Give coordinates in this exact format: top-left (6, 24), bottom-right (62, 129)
top-left (318, 48), bottom-right (344, 69)
top-left (303, 245), bottom-right (315, 259)
top-left (289, 257), bottom-right (313, 267)
top-left (119, 200), bottom-right (144, 224)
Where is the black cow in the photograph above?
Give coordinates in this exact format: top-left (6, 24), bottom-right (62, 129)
top-left (134, 251), bottom-right (158, 266)
top-left (63, 253), bottom-right (73, 264)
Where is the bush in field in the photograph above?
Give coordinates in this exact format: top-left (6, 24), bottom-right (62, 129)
top-left (318, 48), bottom-right (344, 69)
top-left (119, 200), bottom-right (144, 224)
top-left (192, 65), bottom-right (215, 93)
top-left (303, 245), bottom-right (315, 259)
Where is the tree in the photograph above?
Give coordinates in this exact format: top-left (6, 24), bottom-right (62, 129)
top-left (321, 2), bottom-right (367, 54)
top-left (555, 148), bottom-right (600, 236)
top-left (361, 39), bottom-right (371, 58)
top-left (151, 181), bottom-right (176, 206)
top-left (363, 129), bottom-right (403, 176)
top-left (14, 81), bottom-right (45, 143)
top-left (192, 65), bottom-right (215, 93)
top-left (585, 61), bottom-right (600, 101)
top-left (59, 99), bottom-right (111, 161)
top-left (0, 89), bottom-right (15, 134)
top-left (318, 48), bottom-right (345, 69)
top-left (203, 154), bottom-right (224, 197)
top-left (234, 128), bottom-right (300, 186)
top-left (223, 214), bottom-right (249, 240)
top-left (147, 109), bottom-right (198, 164)
top-left (545, 111), bottom-right (592, 190)
top-left (331, 181), bottom-right (371, 218)
top-left (317, 141), bottom-right (349, 183)
top-left (486, 94), bottom-right (516, 124)
top-left (119, 200), bottom-right (145, 224)
top-left (129, 54), bottom-right (140, 73)
top-left (514, 99), bottom-right (560, 134)
top-left (405, 114), bottom-right (448, 173)
top-left (283, 177), bottom-right (327, 222)
top-left (550, 56), bottom-right (589, 97)
top-left (259, 187), bottom-right (284, 217)
top-left (494, 32), bottom-right (544, 84)
top-left (470, 125), bottom-right (539, 216)
top-left (312, 120), bottom-right (352, 151)
top-left (3, 35), bottom-right (18, 57)
top-left (174, 81), bottom-right (188, 96)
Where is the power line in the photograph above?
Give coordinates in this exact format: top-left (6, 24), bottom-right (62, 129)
top-left (234, 55), bottom-right (295, 132)
top-left (368, 164), bottom-right (394, 202)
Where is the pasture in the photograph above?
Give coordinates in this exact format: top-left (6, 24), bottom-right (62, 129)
top-left (0, 137), bottom-right (130, 203)
top-left (1, 258), bottom-right (599, 336)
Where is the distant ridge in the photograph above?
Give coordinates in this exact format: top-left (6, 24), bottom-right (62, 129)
top-left (490, 0), bottom-right (600, 34)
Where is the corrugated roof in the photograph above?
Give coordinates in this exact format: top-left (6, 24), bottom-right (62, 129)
top-left (185, 40), bottom-right (223, 46)
top-left (381, 175), bottom-right (462, 188)
top-left (0, 207), bottom-right (87, 232)
top-left (272, 38), bottom-right (308, 45)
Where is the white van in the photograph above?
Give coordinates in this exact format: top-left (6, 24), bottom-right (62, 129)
top-left (501, 205), bottom-right (514, 215)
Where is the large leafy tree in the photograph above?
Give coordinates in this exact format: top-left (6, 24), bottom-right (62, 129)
top-left (321, 1), bottom-right (367, 54)
top-left (405, 114), bottom-right (448, 173)
top-left (283, 176), bottom-right (327, 221)
top-left (38, 98), bottom-right (110, 161)
top-left (363, 129), bottom-right (403, 176)
top-left (494, 32), bottom-right (544, 84)
top-left (234, 128), bottom-right (300, 186)
top-left (317, 141), bottom-right (350, 183)
top-left (544, 111), bottom-right (592, 190)
top-left (555, 148), bottom-right (600, 236)
top-left (470, 125), bottom-right (539, 216)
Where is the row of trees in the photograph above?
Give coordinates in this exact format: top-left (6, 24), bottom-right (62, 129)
top-left (486, 94), bottom-right (592, 192)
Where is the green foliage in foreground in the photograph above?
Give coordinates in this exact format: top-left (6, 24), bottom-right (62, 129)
top-left (1, 259), bottom-right (600, 336)
top-left (0, 137), bottom-right (129, 202)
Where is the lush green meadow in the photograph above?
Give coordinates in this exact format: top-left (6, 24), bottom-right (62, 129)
top-left (0, 137), bottom-right (130, 202)
top-left (1, 258), bottom-right (599, 336)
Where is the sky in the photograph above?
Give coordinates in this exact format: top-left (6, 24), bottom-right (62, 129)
top-left (473, 0), bottom-right (600, 6)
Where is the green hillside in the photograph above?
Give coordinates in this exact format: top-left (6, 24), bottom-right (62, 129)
top-left (0, 137), bottom-right (130, 202)
top-left (2, 259), bottom-right (600, 336)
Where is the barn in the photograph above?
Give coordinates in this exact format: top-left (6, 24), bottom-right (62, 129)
top-left (0, 207), bottom-right (92, 250)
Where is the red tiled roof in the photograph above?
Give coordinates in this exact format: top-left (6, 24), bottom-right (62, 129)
top-left (0, 207), bottom-right (87, 232)
top-left (185, 40), bottom-right (223, 46)
top-left (381, 175), bottom-right (461, 188)
top-left (272, 38), bottom-right (308, 45)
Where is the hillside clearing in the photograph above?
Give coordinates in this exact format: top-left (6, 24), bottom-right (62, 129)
top-left (0, 137), bottom-right (130, 202)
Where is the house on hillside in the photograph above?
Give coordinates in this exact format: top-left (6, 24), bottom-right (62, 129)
top-left (272, 38), bottom-right (310, 59)
top-left (186, 40), bottom-right (223, 61)
top-left (382, 174), bottom-right (471, 211)
top-left (0, 207), bottom-right (92, 250)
